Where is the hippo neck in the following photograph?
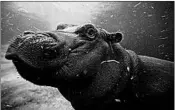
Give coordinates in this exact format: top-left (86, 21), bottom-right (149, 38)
top-left (118, 50), bottom-right (142, 102)
top-left (98, 44), bottom-right (134, 99)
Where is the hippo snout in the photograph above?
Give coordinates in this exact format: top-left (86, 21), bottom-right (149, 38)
top-left (5, 30), bottom-right (68, 68)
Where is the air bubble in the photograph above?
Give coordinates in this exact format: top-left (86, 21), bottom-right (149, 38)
top-left (83, 70), bottom-right (88, 75)
top-left (127, 66), bottom-right (130, 72)
top-left (41, 46), bottom-right (43, 49)
top-left (115, 99), bottom-right (121, 102)
top-left (68, 48), bottom-right (72, 51)
top-left (131, 76), bottom-right (134, 80)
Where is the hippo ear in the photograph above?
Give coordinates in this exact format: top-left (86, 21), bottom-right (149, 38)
top-left (115, 32), bottom-right (123, 42)
top-left (111, 32), bottom-right (123, 43)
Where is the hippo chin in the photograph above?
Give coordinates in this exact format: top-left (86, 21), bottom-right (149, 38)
top-left (5, 23), bottom-right (174, 110)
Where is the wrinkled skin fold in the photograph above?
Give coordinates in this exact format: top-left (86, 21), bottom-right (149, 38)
top-left (5, 23), bottom-right (174, 110)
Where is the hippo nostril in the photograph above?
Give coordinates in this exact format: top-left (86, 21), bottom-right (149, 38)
top-left (23, 31), bottom-right (35, 35)
top-left (40, 33), bottom-right (51, 37)
top-left (44, 32), bottom-right (59, 41)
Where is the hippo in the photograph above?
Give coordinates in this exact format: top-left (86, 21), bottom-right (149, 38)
top-left (5, 23), bottom-right (174, 110)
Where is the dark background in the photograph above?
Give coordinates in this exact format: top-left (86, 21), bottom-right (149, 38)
top-left (1, 2), bottom-right (174, 61)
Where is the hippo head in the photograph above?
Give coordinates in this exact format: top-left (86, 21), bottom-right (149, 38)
top-left (5, 23), bottom-right (131, 107)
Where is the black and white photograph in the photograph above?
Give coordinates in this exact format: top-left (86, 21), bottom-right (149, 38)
top-left (1, 1), bottom-right (174, 110)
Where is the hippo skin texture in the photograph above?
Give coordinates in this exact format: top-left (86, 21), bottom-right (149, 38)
top-left (5, 23), bottom-right (174, 110)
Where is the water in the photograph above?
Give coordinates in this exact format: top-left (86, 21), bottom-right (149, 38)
top-left (1, 2), bottom-right (174, 110)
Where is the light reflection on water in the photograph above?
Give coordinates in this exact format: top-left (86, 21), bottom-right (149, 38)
top-left (14, 2), bottom-right (122, 29)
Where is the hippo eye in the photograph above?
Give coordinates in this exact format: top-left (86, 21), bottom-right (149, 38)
top-left (86, 28), bottom-right (96, 39)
